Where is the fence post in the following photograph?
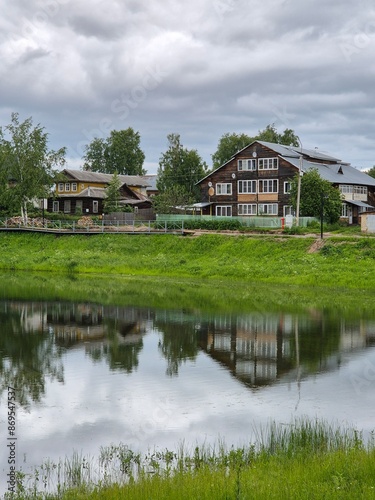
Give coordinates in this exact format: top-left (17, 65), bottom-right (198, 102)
top-left (165, 220), bottom-right (167, 233)
top-left (182, 220), bottom-right (184, 234)
top-left (73, 221), bottom-right (75, 232)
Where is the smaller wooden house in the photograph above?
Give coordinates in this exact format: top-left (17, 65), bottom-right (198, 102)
top-left (48, 169), bottom-right (152, 215)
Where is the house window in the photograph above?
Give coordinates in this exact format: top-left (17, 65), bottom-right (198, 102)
top-left (93, 200), bottom-right (99, 213)
top-left (258, 158), bottom-right (278, 170)
top-left (65, 183), bottom-right (70, 192)
top-left (258, 203), bottom-right (278, 215)
top-left (259, 179), bottom-right (278, 193)
top-left (216, 183), bottom-right (232, 195)
top-left (354, 186), bottom-right (367, 195)
top-left (216, 205), bottom-right (232, 217)
top-left (238, 159), bottom-right (256, 171)
top-left (238, 180), bottom-right (257, 194)
top-left (72, 183), bottom-right (77, 192)
top-left (58, 183), bottom-right (64, 192)
top-left (283, 205), bottom-right (295, 217)
top-left (64, 200), bottom-right (71, 213)
top-left (238, 204), bottom-right (257, 215)
top-left (53, 201), bottom-right (59, 212)
top-left (284, 181), bottom-right (291, 194)
top-left (341, 203), bottom-right (349, 217)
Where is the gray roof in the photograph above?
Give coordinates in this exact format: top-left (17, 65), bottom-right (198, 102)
top-left (141, 174), bottom-right (158, 191)
top-left (284, 157), bottom-right (375, 186)
top-left (248, 141), bottom-right (342, 162)
top-left (63, 169), bottom-right (151, 187)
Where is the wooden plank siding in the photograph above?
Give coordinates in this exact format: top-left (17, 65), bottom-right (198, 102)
top-left (199, 142), bottom-right (298, 217)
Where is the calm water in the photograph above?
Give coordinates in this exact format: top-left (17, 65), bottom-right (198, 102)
top-left (1, 291), bottom-right (375, 493)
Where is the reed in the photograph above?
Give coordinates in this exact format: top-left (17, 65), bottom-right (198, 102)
top-left (7, 419), bottom-right (375, 499)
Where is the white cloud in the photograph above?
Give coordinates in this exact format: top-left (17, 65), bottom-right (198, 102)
top-left (0, 0), bottom-right (375, 172)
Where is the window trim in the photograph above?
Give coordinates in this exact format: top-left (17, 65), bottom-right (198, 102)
top-left (238, 204), bottom-right (257, 215)
top-left (258, 157), bottom-right (279, 170)
top-left (284, 181), bottom-right (291, 194)
top-left (238, 180), bottom-right (257, 194)
top-left (258, 203), bottom-right (278, 215)
top-left (258, 179), bottom-right (279, 193)
top-left (238, 159), bottom-right (256, 171)
top-left (58, 183), bottom-right (64, 192)
top-left (72, 183), bottom-right (78, 192)
top-left (216, 183), bottom-right (232, 195)
top-left (216, 205), bottom-right (232, 217)
top-left (52, 201), bottom-right (59, 213)
top-left (93, 200), bottom-right (99, 213)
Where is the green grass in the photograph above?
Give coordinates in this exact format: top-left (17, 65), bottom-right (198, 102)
top-left (10, 420), bottom-right (375, 499)
top-left (1, 232), bottom-right (375, 289)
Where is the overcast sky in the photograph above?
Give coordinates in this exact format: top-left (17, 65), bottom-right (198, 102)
top-left (1, 0), bottom-right (375, 174)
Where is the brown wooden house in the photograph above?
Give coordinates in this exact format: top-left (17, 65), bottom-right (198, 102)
top-left (48, 169), bottom-right (152, 215)
top-left (196, 141), bottom-right (375, 223)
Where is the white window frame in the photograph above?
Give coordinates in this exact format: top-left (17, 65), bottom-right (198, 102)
top-left (65, 183), bottom-right (71, 192)
top-left (93, 200), bottom-right (99, 213)
top-left (259, 179), bottom-right (278, 193)
top-left (258, 203), bottom-right (278, 215)
top-left (238, 159), bottom-right (256, 171)
top-left (216, 183), bottom-right (232, 195)
top-left (58, 183), bottom-right (64, 192)
top-left (238, 204), bottom-right (257, 215)
top-left (283, 205), bottom-right (295, 217)
top-left (216, 205), bottom-right (232, 217)
top-left (238, 180), bottom-right (257, 194)
top-left (284, 181), bottom-right (291, 194)
top-left (72, 183), bottom-right (78, 192)
top-left (258, 157), bottom-right (278, 170)
top-left (53, 201), bottom-right (59, 212)
top-left (341, 203), bottom-right (349, 217)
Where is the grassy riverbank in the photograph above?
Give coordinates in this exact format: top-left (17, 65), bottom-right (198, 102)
top-left (1, 232), bottom-right (375, 289)
top-left (12, 420), bottom-right (375, 499)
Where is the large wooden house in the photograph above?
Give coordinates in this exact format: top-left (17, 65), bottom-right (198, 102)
top-left (196, 141), bottom-right (375, 223)
top-left (48, 169), bottom-right (152, 215)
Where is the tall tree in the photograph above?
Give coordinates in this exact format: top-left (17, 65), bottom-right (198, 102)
top-left (211, 124), bottom-right (300, 170)
top-left (83, 128), bottom-right (145, 175)
top-left (103, 171), bottom-right (121, 213)
top-left (156, 133), bottom-right (208, 203)
top-left (0, 113), bottom-right (66, 222)
top-left (211, 132), bottom-right (253, 170)
top-left (366, 165), bottom-right (375, 179)
top-left (289, 168), bottom-right (342, 223)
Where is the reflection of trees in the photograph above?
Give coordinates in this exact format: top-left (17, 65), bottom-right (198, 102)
top-left (155, 316), bottom-right (198, 376)
top-left (85, 320), bottom-right (144, 373)
top-left (291, 312), bottom-right (341, 372)
top-left (0, 304), bottom-right (64, 407)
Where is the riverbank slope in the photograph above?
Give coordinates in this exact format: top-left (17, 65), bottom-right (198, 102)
top-left (1, 232), bottom-right (375, 289)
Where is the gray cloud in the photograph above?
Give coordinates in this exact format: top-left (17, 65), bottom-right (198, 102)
top-left (0, 0), bottom-right (374, 172)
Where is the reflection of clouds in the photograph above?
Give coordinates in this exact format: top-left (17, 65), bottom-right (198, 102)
top-left (2, 306), bottom-right (375, 495)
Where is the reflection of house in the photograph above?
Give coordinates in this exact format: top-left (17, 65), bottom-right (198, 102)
top-left (48, 169), bottom-right (152, 215)
top-left (198, 313), bottom-right (294, 387)
top-left (196, 141), bottom-right (375, 223)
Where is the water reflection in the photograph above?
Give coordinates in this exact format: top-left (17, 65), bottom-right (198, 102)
top-left (1, 300), bottom-right (375, 407)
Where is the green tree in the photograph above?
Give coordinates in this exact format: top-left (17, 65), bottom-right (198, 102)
top-left (366, 165), bottom-right (375, 179)
top-left (83, 128), bottom-right (145, 175)
top-left (211, 132), bottom-right (253, 170)
top-left (155, 134), bottom-right (208, 212)
top-left (257, 123), bottom-right (299, 146)
top-left (0, 113), bottom-right (66, 222)
top-left (289, 168), bottom-right (342, 223)
top-left (211, 124), bottom-right (299, 170)
top-left (103, 171), bottom-right (121, 213)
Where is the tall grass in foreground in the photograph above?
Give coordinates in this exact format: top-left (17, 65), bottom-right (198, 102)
top-left (7, 419), bottom-right (375, 499)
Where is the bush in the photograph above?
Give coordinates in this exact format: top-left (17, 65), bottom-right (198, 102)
top-left (182, 219), bottom-right (243, 231)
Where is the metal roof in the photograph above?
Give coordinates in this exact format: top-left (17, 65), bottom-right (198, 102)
top-left (62, 169), bottom-right (151, 187)
top-left (283, 157), bottom-right (375, 187)
top-left (345, 200), bottom-right (374, 208)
